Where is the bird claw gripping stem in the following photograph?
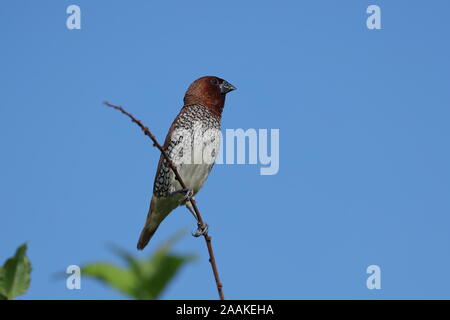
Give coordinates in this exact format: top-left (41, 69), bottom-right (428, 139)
top-left (182, 188), bottom-right (194, 203)
top-left (169, 188), bottom-right (194, 204)
top-left (192, 223), bottom-right (208, 237)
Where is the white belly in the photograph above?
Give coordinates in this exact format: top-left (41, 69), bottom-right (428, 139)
top-left (178, 163), bottom-right (213, 193)
top-left (170, 123), bottom-right (220, 194)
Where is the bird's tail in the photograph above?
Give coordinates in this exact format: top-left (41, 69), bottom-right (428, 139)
top-left (137, 224), bottom-right (158, 250)
top-left (137, 195), bottom-right (159, 250)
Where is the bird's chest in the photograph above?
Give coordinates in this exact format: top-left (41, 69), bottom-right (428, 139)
top-left (173, 123), bottom-right (220, 193)
top-left (154, 115), bottom-right (220, 197)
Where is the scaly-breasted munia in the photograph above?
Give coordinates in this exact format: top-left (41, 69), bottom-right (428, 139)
top-left (137, 76), bottom-right (236, 250)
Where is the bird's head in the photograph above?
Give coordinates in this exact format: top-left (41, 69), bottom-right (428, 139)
top-left (183, 76), bottom-right (236, 116)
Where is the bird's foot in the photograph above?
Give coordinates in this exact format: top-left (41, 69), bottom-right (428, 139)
top-left (170, 188), bottom-right (194, 204)
top-left (192, 223), bottom-right (208, 237)
top-left (181, 188), bottom-right (194, 203)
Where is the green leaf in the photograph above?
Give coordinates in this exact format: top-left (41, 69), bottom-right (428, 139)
top-left (136, 251), bottom-right (195, 300)
top-left (81, 232), bottom-right (195, 300)
top-left (81, 263), bottom-right (137, 297)
top-left (0, 268), bottom-right (7, 300)
top-left (0, 243), bottom-right (32, 300)
top-left (106, 244), bottom-right (142, 276)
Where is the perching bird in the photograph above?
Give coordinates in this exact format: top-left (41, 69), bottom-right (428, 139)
top-left (137, 76), bottom-right (236, 250)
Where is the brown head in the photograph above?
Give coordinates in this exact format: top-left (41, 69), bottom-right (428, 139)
top-left (183, 76), bottom-right (236, 117)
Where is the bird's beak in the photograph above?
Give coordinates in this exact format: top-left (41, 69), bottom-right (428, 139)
top-left (220, 80), bottom-right (236, 94)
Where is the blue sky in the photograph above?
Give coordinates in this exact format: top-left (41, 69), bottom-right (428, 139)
top-left (1, 0), bottom-right (450, 299)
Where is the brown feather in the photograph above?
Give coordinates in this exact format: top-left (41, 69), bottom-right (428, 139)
top-left (137, 194), bottom-right (157, 250)
top-left (183, 76), bottom-right (226, 117)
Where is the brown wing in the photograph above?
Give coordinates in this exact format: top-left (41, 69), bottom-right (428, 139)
top-left (136, 109), bottom-right (185, 250)
top-left (152, 110), bottom-right (185, 198)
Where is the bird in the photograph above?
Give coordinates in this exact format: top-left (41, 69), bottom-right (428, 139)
top-left (137, 76), bottom-right (236, 250)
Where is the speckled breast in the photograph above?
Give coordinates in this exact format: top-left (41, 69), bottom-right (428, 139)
top-left (153, 104), bottom-right (221, 198)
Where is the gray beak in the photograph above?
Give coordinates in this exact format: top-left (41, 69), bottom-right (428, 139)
top-left (220, 80), bottom-right (236, 94)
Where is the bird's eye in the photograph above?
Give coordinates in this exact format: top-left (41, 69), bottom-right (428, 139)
top-left (210, 78), bottom-right (219, 85)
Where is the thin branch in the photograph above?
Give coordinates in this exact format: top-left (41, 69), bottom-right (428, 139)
top-left (103, 101), bottom-right (225, 300)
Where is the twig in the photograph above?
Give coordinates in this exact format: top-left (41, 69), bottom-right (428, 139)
top-left (103, 101), bottom-right (225, 300)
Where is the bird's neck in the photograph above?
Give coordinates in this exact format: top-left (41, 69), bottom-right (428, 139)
top-left (184, 94), bottom-right (225, 117)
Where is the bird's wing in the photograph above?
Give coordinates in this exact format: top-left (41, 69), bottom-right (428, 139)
top-left (152, 110), bottom-right (185, 198)
top-left (137, 112), bottom-right (185, 250)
